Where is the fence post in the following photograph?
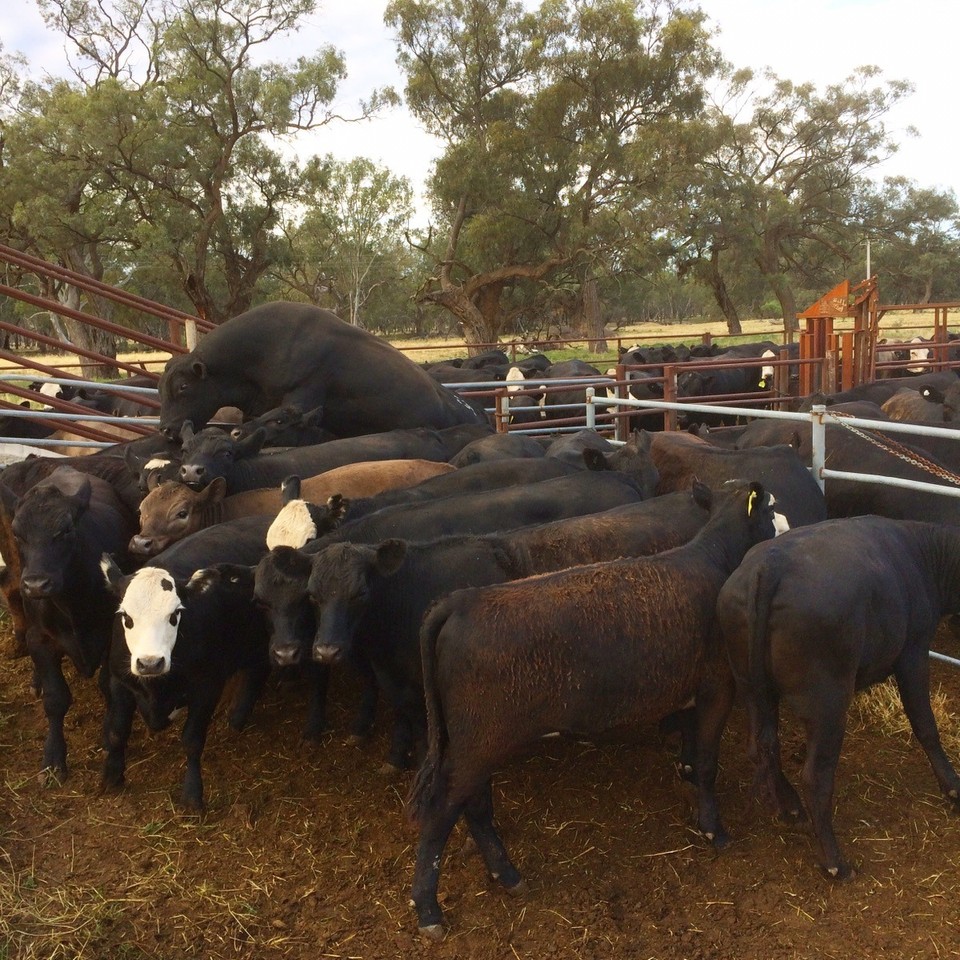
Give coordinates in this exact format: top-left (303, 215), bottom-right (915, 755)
top-left (185, 319), bottom-right (199, 351)
top-left (585, 386), bottom-right (596, 431)
top-left (662, 364), bottom-right (678, 432)
top-left (810, 404), bottom-right (826, 493)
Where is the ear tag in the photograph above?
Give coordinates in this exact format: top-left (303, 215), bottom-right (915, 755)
top-left (747, 490), bottom-right (757, 516)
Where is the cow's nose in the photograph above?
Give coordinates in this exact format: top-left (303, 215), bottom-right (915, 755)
top-left (179, 464), bottom-right (206, 485)
top-left (21, 575), bottom-right (54, 599)
top-left (129, 535), bottom-right (155, 556)
top-left (134, 655), bottom-right (167, 676)
top-left (313, 643), bottom-right (343, 664)
top-left (271, 645), bottom-right (301, 667)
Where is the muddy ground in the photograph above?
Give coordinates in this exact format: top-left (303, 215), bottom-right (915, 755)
top-left (2, 620), bottom-right (960, 959)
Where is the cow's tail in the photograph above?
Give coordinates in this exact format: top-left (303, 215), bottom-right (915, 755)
top-left (405, 598), bottom-right (451, 828)
top-left (744, 561), bottom-right (782, 809)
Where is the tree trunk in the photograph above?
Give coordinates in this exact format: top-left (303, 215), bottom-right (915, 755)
top-left (704, 248), bottom-right (741, 334)
top-left (56, 284), bottom-right (119, 380)
top-left (582, 270), bottom-right (607, 353)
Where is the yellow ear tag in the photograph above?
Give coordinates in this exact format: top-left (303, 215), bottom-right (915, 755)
top-left (747, 490), bottom-right (757, 516)
top-left (758, 377), bottom-right (767, 389)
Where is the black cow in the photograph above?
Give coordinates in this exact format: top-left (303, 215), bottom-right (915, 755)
top-left (303, 467), bottom-right (656, 549)
top-left (176, 422), bottom-right (491, 493)
top-left (302, 489), bottom-right (717, 771)
top-left (10, 466), bottom-right (138, 776)
top-left (447, 432), bottom-right (546, 466)
top-left (716, 516), bottom-right (960, 879)
top-left (647, 431), bottom-right (827, 528)
top-left (100, 558), bottom-right (269, 811)
top-left (340, 456), bottom-right (582, 522)
top-left (157, 301), bottom-right (486, 439)
top-left (405, 480), bottom-right (781, 937)
top-left (798, 372), bottom-right (959, 410)
top-left (229, 404), bottom-right (335, 446)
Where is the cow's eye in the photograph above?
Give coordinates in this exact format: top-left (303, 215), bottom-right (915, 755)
top-left (169, 609), bottom-right (181, 626)
top-left (176, 509), bottom-right (189, 520)
top-left (122, 613), bottom-right (133, 630)
top-left (178, 382), bottom-right (188, 393)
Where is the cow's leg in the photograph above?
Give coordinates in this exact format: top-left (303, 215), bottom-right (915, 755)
top-left (694, 662), bottom-right (737, 847)
top-left (462, 780), bottom-right (524, 894)
top-left (748, 690), bottom-right (804, 822)
top-left (228, 662), bottom-right (271, 731)
top-left (893, 649), bottom-right (960, 805)
top-left (29, 640), bottom-right (71, 778)
top-left (659, 706), bottom-right (697, 783)
top-left (410, 793), bottom-right (466, 939)
top-left (347, 652), bottom-right (379, 740)
top-left (799, 698), bottom-right (850, 879)
top-left (382, 710), bottom-right (416, 775)
top-left (179, 686), bottom-right (221, 812)
top-left (302, 661), bottom-right (330, 741)
top-left (101, 679), bottom-right (136, 792)
top-left (97, 663), bottom-right (113, 749)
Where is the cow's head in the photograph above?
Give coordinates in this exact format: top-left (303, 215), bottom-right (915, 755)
top-left (309, 540), bottom-right (406, 665)
top-left (265, 490), bottom-right (350, 550)
top-left (130, 477), bottom-right (228, 557)
top-left (158, 354), bottom-right (228, 440)
top-left (102, 559), bottom-right (183, 677)
top-left (13, 469), bottom-right (92, 600)
top-left (178, 425), bottom-right (266, 488)
top-left (254, 546), bottom-right (316, 666)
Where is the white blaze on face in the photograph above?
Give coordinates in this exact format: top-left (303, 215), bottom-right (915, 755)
top-left (144, 457), bottom-right (172, 472)
top-left (768, 493), bottom-right (790, 536)
top-left (505, 366), bottom-right (526, 393)
top-left (266, 500), bottom-right (317, 549)
top-left (907, 337), bottom-right (932, 374)
top-left (117, 567), bottom-right (183, 675)
top-left (39, 382), bottom-right (64, 400)
top-left (760, 349), bottom-right (776, 386)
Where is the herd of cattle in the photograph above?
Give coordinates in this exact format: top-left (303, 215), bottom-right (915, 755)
top-left (5, 301), bottom-right (960, 938)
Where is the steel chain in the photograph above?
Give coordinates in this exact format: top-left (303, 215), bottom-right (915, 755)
top-left (828, 412), bottom-right (960, 487)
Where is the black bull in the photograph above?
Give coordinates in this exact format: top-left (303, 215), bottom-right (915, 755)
top-left (158, 301), bottom-right (486, 439)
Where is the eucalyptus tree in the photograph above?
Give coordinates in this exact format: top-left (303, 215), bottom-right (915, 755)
top-left (3, 0), bottom-right (395, 333)
top-left (387, 0), bottom-right (719, 350)
top-left (686, 66), bottom-right (912, 332)
top-left (272, 156), bottom-right (414, 327)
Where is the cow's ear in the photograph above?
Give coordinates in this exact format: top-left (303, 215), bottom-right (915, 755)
top-left (325, 494), bottom-right (349, 523)
top-left (374, 539), bottom-right (406, 576)
top-left (179, 421), bottom-right (196, 444)
top-left (303, 405), bottom-right (324, 427)
top-left (790, 430), bottom-right (802, 451)
top-left (145, 468), bottom-right (166, 492)
top-left (582, 448), bottom-right (608, 472)
top-left (631, 429), bottom-right (652, 452)
top-left (746, 481), bottom-right (766, 517)
top-left (100, 553), bottom-right (125, 596)
top-left (236, 428), bottom-right (266, 458)
top-left (187, 567), bottom-right (218, 594)
top-left (691, 479), bottom-right (712, 510)
top-left (200, 476), bottom-right (227, 503)
top-left (191, 359), bottom-right (207, 379)
top-left (280, 475), bottom-right (302, 505)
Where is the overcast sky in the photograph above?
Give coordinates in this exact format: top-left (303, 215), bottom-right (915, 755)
top-left (5, 0), bottom-right (957, 209)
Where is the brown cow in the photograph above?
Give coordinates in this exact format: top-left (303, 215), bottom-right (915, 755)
top-left (405, 480), bottom-right (782, 938)
top-left (130, 458), bottom-right (457, 556)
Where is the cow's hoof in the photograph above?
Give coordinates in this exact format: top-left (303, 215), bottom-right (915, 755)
top-left (459, 835), bottom-right (478, 860)
top-left (821, 862), bottom-right (855, 881)
top-left (418, 923), bottom-right (446, 943)
top-left (39, 765), bottom-right (66, 786)
top-left (100, 776), bottom-right (125, 795)
top-left (677, 762), bottom-right (698, 785)
top-left (505, 878), bottom-right (528, 898)
top-left (705, 828), bottom-right (731, 850)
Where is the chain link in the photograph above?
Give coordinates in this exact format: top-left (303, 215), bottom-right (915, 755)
top-left (828, 413), bottom-right (960, 487)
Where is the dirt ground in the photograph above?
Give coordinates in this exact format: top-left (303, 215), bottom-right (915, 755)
top-left (3, 621), bottom-right (960, 960)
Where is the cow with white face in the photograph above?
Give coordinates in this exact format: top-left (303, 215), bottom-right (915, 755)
top-left (107, 565), bottom-right (183, 677)
top-left (99, 522), bottom-right (274, 810)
